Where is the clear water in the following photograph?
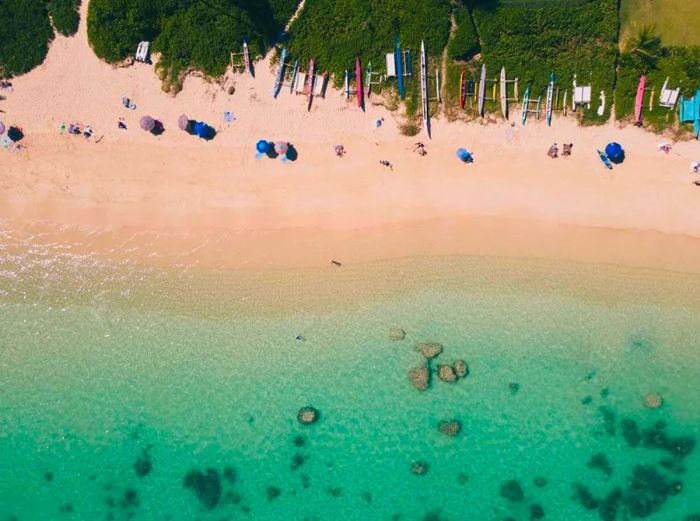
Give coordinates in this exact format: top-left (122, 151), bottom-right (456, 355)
top-left (1, 236), bottom-right (700, 521)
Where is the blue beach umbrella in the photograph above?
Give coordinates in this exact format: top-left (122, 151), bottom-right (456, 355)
top-left (456, 148), bottom-right (473, 163)
top-left (605, 142), bottom-right (624, 164)
top-left (256, 139), bottom-right (271, 159)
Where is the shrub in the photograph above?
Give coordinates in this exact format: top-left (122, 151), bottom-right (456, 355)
top-left (448, 6), bottom-right (479, 61)
top-left (49, 0), bottom-right (80, 36)
top-left (0, 0), bottom-right (54, 77)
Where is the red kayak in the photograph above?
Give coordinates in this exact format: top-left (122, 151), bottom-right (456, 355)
top-left (634, 74), bottom-right (647, 124)
top-left (459, 70), bottom-right (466, 109)
top-left (355, 56), bottom-right (364, 110)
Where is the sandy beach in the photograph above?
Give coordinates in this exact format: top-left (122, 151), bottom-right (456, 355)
top-left (2, 0), bottom-right (700, 273)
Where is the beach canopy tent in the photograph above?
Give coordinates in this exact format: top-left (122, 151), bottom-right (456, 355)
top-left (605, 142), bottom-right (624, 164)
top-left (140, 116), bottom-right (155, 132)
top-left (456, 148), bottom-right (473, 163)
top-left (7, 126), bottom-right (24, 142)
top-left (192, 121), bottom-right (215, 140)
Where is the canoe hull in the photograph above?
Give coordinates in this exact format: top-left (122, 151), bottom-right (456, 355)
top-left (478, 65), bottom-right (486, 117)
top-left (355, 56), bottom-right (363, 110)
top-left (500, 67), bottom-right (507, 119)
top-left (635, 74), bottom-right (647, 124)
top-left (459, 70), bottom-right (466, 109)
top-left (420, 41), bottom-right (430, 138)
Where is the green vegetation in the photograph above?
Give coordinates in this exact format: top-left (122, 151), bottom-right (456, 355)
top-left (621, 0), bottom-right (700, 47)
top-left (0, 0), bottom-right (81, 78)
top-left (448, 7), bottom-right (479, 61)
top-left (49, 0), bottom-right (81, 36)
top-left (286, 0), bottom-right (451, 88)
top-left (87, 0), bottom-right (298, 90)
top-left (467, 0), bottom-right (619, 124)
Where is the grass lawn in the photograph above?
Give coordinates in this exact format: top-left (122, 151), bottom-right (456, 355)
top-left (621, 0), bottom-right (700, 47)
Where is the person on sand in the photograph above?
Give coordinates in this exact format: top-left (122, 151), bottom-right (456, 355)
top-left (414, 142), bottom-right (427, 156)
top-left (83, 126), bottom-right (93, 138)
top-left (562, 143), bottom-right (573, 157)
top-left (658, 143), bottom-right (672, 154)
top-left (691, 161), bottom-right (700, 174)
top-left (379, 160), bottom-right (393, 170)
top-left (118, 118), bottom-right (127, 130)
top-left (334, 144), bottom-right (345, 157)
top-left (547, 143), bottom-right (558, 159)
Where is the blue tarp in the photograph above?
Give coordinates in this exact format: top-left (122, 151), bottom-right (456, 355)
top-left (605, 142), bottom-right (624, 164)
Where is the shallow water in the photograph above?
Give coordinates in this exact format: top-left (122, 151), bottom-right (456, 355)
top-left (1, 237), bottom-right (700, 521)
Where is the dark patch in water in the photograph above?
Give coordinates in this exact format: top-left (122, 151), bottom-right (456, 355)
top-left (598, 487), bottom-right (622, 521)
top-left (183, 469), bottom-right (221, 510)
top-left (119, 488), bottom-right (139, 509)
top-left (584, 370), bottom-right (597, 381)
top-left (529, 504), bottom-right (544, 520)
top-left (391, 515), bottom-right (403, 521)
top-left (659, 458), bottom-right (686, 474)
top-left (300, 473), bottom-right (310, 489)
top-left (291, 452), bottom-right (306, 471)
top-left (58, 503), bottom-right (73, 513)
top-left (241, 505), bottom-right (251, 513)
top-left (685, 515), bottom-right (700, 521)
top-left (572, 483), bottom-right (599, 510)
top-left (587, 452), bottom-right (613, 476)
top-left (508, 383), bottom-right (520, 395)
top-left (247, 416), bottom-right (254, 425)
top-left (105, 496), bottom-right (116, 508)
top-left (133, 447), bottom-right (152, 478)
top-left (423, 510), bottom-right (447, 521)
top-left (533, 477), bottom-right (548, 488)
top-left (224, 490), bottom-right (242, 505)
top-left (266, 486), bottom-right (281, 501)
top-left (628, 335), bottom-right (652, 352)
top-left (581, 396), bottom-right (593, 405)
top-left (457, 472), bottom-right (469, 486)
top-left (621, 419), bottom-right (640, 447)
top-left (598, 406), bottom-right (616, 437)
top-left (641, 425), bottom-right (696, 458)
top-left (223, 466), bottom-right (237, 484)
top-left (623, 464), bottom-right (682, 518)
top-left (326, 487), bottom-right (342, 497)
top-left (499, 480), bottom-right (524, 502)
top-left (293, 435), bottom-right (306, 447)
top-left (600, 388), bottom-right (610, 399)
top-left (361, 491), bottom-right (372, 503)
top-left (44, 472), bottom-right (54, 482)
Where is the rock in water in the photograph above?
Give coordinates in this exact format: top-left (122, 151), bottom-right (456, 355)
top-left (411, 461), bottom-right (429, 476)
top-left (134, 448), bottom-right (152, 477)
top-left (644, 392), bottom-right (663, 409)
top-left (499, 480), bottom-right (524, 502)
top-left (390, 328), bottom-right (406, 341)
top-left (508, 382), bottom-right (520, 395)
top-left (453, 360), bottom-right (469, 378)
top-left (414, 342), bottom-right (444, 359)
top-left (183, 468), bottom-right (221, 510)
top-left (438, 420), bottom-right (462, 437)
top-left (437, 364), bottom-right (457, 383)
top-left (297, 406), bottom-right (320, 425)
top-left (587, 452), bottom-right (613, 476)
top-left (408, 366), bottom-right (430, 391)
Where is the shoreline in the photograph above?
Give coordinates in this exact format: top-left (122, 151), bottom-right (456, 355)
top-left (2, 5), bottom-right (700, 277)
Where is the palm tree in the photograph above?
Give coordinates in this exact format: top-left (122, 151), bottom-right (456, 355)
top-left (624, 24), bottom-right (663, 69)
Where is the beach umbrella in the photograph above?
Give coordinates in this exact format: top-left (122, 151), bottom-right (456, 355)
top-left (7, 126), bottom-right (23, 142)
top-left (256, 140), bottom-right (270, 154)
top-left (0, 121), bottom-right (4, 134)
top-left (456, 148), bottom-right (473, 163)
top-left (275, 141), bottom-right (288, 155)
top-left (178, 114), bottom-right (189, 131)
top-left (140, 116), bottom-right (155, 132)
top-left (605, 142), bottom-right (624, 164)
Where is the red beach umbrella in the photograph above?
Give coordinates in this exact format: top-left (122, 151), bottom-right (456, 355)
top-left (140, 116), bottom-right (155, 132)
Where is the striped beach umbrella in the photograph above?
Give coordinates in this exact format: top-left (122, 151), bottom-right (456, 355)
top-left (275, 141), bottom-right (288, 155)
top-left (140, 116), bottom-right (155, 132)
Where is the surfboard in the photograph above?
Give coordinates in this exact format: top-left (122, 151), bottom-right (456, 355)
top-left (478, 64), bottom-right (486, 117)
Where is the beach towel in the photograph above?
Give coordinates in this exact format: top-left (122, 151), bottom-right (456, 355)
top-left (223, 111), bottom-right (235, 123)
top-left (0, 136), bottom-right (11, 149)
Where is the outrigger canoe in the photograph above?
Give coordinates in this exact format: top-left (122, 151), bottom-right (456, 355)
top-left (305, 58), bottom-right (315, 111)
top-left (635, 74), bottom-right (647, 124)
top-left (597, 149), bottom-right (613, 170)
top-left (459, 70), bottom-right (466, 109)
top-left (289, 60), bottom-right (298, 94)
top-left (420, 40), bottom-right (430, 139)
top-left (500, 66), bottom-right (508, 119)
top-left (272, 48), bottom-right (287, 98)
top-left (355, 56), bottom-right (364, 110)
top-left (545, 72), bottom-right (555, 126)
top-left (243, 41), bottom-right (251, 75)
top-left (395, 34), bottom-right (404, 100)
top-left (478, 64), bottom-right (486, 117)
top-left (521, 85), bottom-right (530, 125)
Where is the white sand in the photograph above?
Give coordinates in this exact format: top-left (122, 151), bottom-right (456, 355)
top-left (2, 1), bottom-right (700, 271)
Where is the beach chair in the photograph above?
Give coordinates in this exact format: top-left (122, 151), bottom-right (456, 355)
top-left (294, 73), bottom-right (306, 94)
top-left (135, 42), bottom-right (150, 63)
top-left (385, 53), bottom-right (396, 78)
top-left (659, 78), bottom-right (680, 109)
top-left (573, 85), bottom-right (591, 110)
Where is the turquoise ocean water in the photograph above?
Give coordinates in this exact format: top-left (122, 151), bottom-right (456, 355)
top-left (1, 235), bottom-right (700, 521)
